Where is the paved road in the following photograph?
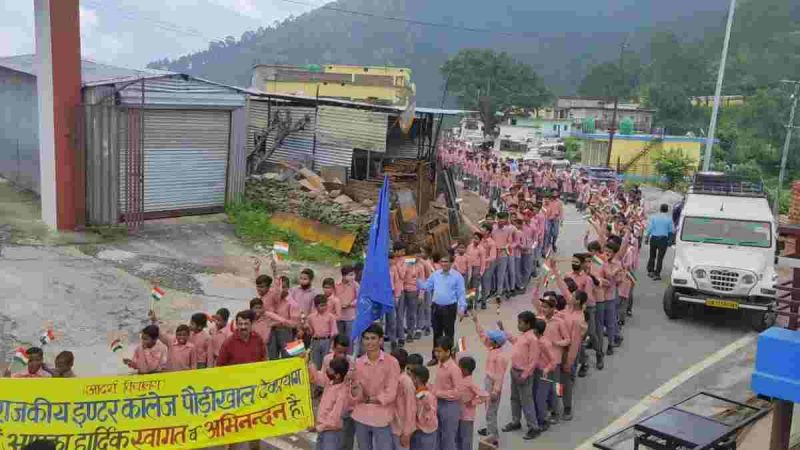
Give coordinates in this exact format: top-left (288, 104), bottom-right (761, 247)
top-left (402, 203), bottom-right (753, 450)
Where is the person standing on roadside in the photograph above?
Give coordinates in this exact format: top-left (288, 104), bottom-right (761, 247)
top-left (645, 204), bottom-right (674, 281)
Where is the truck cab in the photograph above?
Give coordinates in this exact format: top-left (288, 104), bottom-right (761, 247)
top-left (663, 172), bottom-right (778, 331)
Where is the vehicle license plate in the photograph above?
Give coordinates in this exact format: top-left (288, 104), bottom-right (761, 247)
top-left (705, 298), bottom-right (739, 309)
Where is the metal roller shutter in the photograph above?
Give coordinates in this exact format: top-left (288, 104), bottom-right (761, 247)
top-left (120, 109), bottom-right (231, 214)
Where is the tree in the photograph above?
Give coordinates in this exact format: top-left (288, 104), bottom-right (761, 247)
top-left (654, 148), bottom-right (694, 188)
top-left (577, 56), bottom-right (641, 99)
top-left (247, 108), bottom-right (312, 175)
top-left (441, 49), bottom-right (550, 134)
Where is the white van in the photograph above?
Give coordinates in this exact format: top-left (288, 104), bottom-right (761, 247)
top-left (664, 172), bottom-right (778, 331)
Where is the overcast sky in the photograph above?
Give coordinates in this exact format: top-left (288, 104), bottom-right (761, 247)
top-left (0, 0), bottom-right (322, 68)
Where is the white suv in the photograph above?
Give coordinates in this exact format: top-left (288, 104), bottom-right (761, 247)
top-left (664, 173), bottom-right (778, 331)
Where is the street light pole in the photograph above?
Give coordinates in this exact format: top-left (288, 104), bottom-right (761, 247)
top-left (605, 40), bottom-right (627, 168)
top-left (702, 0), bottom-right (737, 171)
top-left (773, 81), bottom-right (800, 216)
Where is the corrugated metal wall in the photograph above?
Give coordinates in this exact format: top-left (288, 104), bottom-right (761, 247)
top-left (118, 76), bottom-right (245, 108)
top-left (0, 68), bottom-right (40, 193)
top-left (226, 106), bottom-right (248, 203)
top-left (317, 105), bottom-right (387, 153)
top-left (120, 110), bottom-right (231, 213)
top-left (386, 117), bottom-right (421, 159)
top-left (85, 104), bottom-right (121, 225)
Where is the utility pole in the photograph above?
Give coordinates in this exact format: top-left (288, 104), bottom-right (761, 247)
top-left (605, 40), bottom-right (628, 168)
top-left (773, 81), bottom-right (800, 219)
top-left (702, 0), bottom-right (737, 171)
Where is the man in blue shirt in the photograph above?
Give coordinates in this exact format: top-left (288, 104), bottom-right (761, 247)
top-left (645, 203), bottom-right (675, 280)
top-left (418, 253), bottom-right (467, 366)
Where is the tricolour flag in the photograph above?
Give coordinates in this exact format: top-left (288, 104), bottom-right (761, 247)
top-left (273, 241), bottom-right (290, 255)
top-left (151, 286), bottom-right (165, 302)
top-left (285, 340), bottom-right (305, 357)
top-left (110, 338), bottom-right (124, 353)
top-left (405, 257), bottom-right (417, 265)
top-left (13, 347), bottom-right (28, 366)
top-left (556, 382), bottom-right (564, 397)
top-left (466, 289), bottom-right (477, 301)
top-left (542, 263), bottom-right (552, 276)
top-left (626, 270), bottom-right (638, 285)
top-left (457, 337), bottom-right (467, 353)
top-left (591, 255), bottom-right (604, 267)
top-left (39, 329), bottom-right (55, 346)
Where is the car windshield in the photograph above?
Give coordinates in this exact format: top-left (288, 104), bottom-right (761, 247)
top-left (681, 216), bottom-right (771, 248)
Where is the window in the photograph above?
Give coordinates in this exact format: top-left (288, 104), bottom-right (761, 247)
top-left (681, 217), bottom-right (772, 248)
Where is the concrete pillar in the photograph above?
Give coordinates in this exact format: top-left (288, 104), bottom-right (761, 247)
top-left (34, 0), bottom-right (84, 230)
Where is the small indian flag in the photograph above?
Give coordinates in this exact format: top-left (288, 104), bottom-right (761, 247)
top-left (151, 286), bottom-right (165, 302)
top-left (273, 241), bottom-right (290, 255)
top-left (626, 270), bottom-right (638, 284)
top-left (466, 289), bottom-right (477, 301)
top-left (555, 382), bottom-right (564, 397)
top-left (39, 329), bottom-right (55, 346)
top-left (457, 336), bottom-right (467, 353)
top-left (405, 257), bottom-right (417, 265)
top-left (110, 338), bottom-right (124, 353)
top-left (13, 347), bottom-right (28, 366)
top-left (591, 255), bottom-right (604, 267)
top-left (285, 340), bottom-right (305, 357)
top-left (542, 263), bottom-right (552, 276)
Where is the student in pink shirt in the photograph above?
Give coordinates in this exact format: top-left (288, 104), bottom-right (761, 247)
top-left (395, 244), bottom-right (422, 345)
top-left (188, 313), bottom-right (213, 369)
top-left (308, 295), bottom-right (338, 370)
top-left (536, 296), bottom-right (570, 427)
top-left (250, 297), bottom-right (272, 350)
top-left (323, 335), bottom-right (357, 450)
top-left (500, 311), bottom-right (541, 440)
top-left (308, 354), bottom-right (351, 450)
top-left (479, 227), bottom-right (498, 309)
top-left (532, 316), bottom-right (559, 432)
top-left (510, 218), bottom-right (525, 292)
top-left (416, 249), bottom-right (435, 338)
top-left (350, 324), bottom-right (401, 450)
top-left (322, 278), bottom-right (342, 320)
top-left (453, 242), bottom-right (470, 277)
top-left (550, 272), bottom-right (589, 422)
top-left (409, 365), bottom-right (438, 450)
top-left (159, 324), bottom-right (197, 372)
top-left (268, 276), bottom-right (300, 360)
top-left (456, 356), bottom-right (488, 450)
top-left (431, 336), bottom-right (464, 450)
top-left (491, 213), bottom-right (514, 299)
top-left (465, 233), bottom-right (485, 303)
top-left (335, 265), bottom-right (360, 345)
top-left (390, 349), bottom-right (416, 450)
top-left (471, 316), bottom-right (509, 447)
top-left (209, 308), bottom-right (232, 367)
top-left (290, 268), bottom-right (320, 317)
top-left (4, 347), bottom-right (51, 378)
top-left (124, 325), bottom-right (167, 374)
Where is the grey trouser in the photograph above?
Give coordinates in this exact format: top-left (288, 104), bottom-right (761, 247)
top-left (417, 291), bottom-right (431, 330)
top-left (385, 307), bottom-right (399, 343)
top-left (533, 369), bottom-right (561, 427)
top-left (316, 430), bottom-right (342, 450)
top-left (481, 261), bottom-right (497, 302)
top-left (438, 398), bottom-right (460, 450)
top-left (584, 305), bottom-right (602, 360)
top-left (341, 415), bottom-right (355, 450)
top-left (410, 431), bottom-right (437, 450)
top-left (467, 267), bottom-right (482, 299)
top-left (510, 368), bottom-right (538, 429)
top-left (337, 320), bottom-right (353, 344)
top-left (511, 255), bottom-right (521, 289)
top-left (596, 300), bottom-right (618, 348)
top-left (520, 251), bottom-right (534, 285)
top-left (484, 376), bottom-right (500, 438)
top-left (562, 365), bottom-right (575, 412)
top-left (268, 326), bottom-right (293, 360)
top-left (456, 420), bottom-right (474, 450)
top-left (495, 256), bottom-right (510, 295)
top-left (392, 434), bottom-right (409, 450)
top-left (401, 290), bottom-right (418, 337)
top-left (310, 337), bottom-right (331, 370)
top-left (354, 422), bottom-right (393, 450)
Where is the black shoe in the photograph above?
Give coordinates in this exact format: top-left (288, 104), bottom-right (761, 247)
top-left (607, 345), bottom-right (614, 355)
top-left (578, 364), bottom-right (589, 378)
top-left (653, 275), bottom-right (662, 281)
top-left (596, 355), bottom-right (604, 370)
top-left (424, 328), bottom-right (431, 336)
top-left (502, 422), bottom-right (522, 432)
top-left (414, 331), bottom-right (422, 340)
top-left (647, 272), bottom-right (655, 279)
top-left (523, 428), bottom-right (541, 440)
top-left (563, 409), bottom-right (573, 421)
top-left (477, 428), bottom-right (488, 436)
top-left (626, 310), bottom-right (633, 317)
top-left (480, 302), bottom-right (487, 310)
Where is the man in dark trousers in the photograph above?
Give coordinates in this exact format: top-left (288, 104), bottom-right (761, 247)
top-left (645, 203), bottom-right (675, 280)
top-left (418, 253), bottom-right (467, 366)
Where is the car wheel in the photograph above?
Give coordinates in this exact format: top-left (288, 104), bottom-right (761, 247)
top-left (749, 310), bottom-right (777, 332)
top-left (663, 286), bottom-right (686, 319)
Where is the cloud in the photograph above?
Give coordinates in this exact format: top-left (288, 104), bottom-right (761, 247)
top-left (79, 7), bottom-right (99, 30)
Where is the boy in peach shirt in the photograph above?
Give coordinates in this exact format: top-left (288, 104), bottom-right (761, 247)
top-left (160, 324), bottom-right (197, 372)
top-left (308, 295), bottom-right (338, 370)
top-left (479, 226), bottom-right (497, 309)
top-left (500, 311), bottom-right (541, 440)
top-left (456, 356), bottom-right (488, 450)
top-left (390, 349), bottom-right (416, 450)
top-left (4, 347), bottom-right (50, 378)
top-left (465, 233), bottom-right (485, 301)
top-left (209, 308), bottom-right (232, 367)
top-left (308, 353), bottom-right (351, 450)
top-left (322, 278), bottom-right (342, 319)
top-left (409, 365), bottom-right (438, 450)
top-left (124, 325), bottom-right (167, 375)
top-left (188, 313), bottom-right (213, 369)
top-left (472, 315), bottom-right (509, 447)
top-left (335, 265), bottom-right (360, 346)
top-left (431, 336), bottom-right (463, 450)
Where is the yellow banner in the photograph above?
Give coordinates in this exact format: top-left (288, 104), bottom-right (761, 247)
top-left (0, 358), bottom-right (314, 449)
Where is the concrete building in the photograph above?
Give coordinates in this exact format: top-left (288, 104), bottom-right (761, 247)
top-left (0, 55), bottom-right (248, 225)
top-left (577, 132), bottom-right (707, 180)
top-left (554, 96), bottom-right (655, 134)
top-left (250, 64), bottom-right (415, 107)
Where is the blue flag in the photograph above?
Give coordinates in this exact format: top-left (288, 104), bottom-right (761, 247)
top-left (351, 176), bottom-right (395, 342)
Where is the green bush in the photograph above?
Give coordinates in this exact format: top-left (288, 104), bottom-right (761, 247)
top-left (654, 148), bottom-right (694, 189)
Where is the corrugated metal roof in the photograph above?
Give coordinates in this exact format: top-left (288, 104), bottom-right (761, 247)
top-left (0, 54), bottom-right (173, 86)
top-left (317, 105), bottom-right (387, 153)
top-left (118, 76), bottom-right (245, 108)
